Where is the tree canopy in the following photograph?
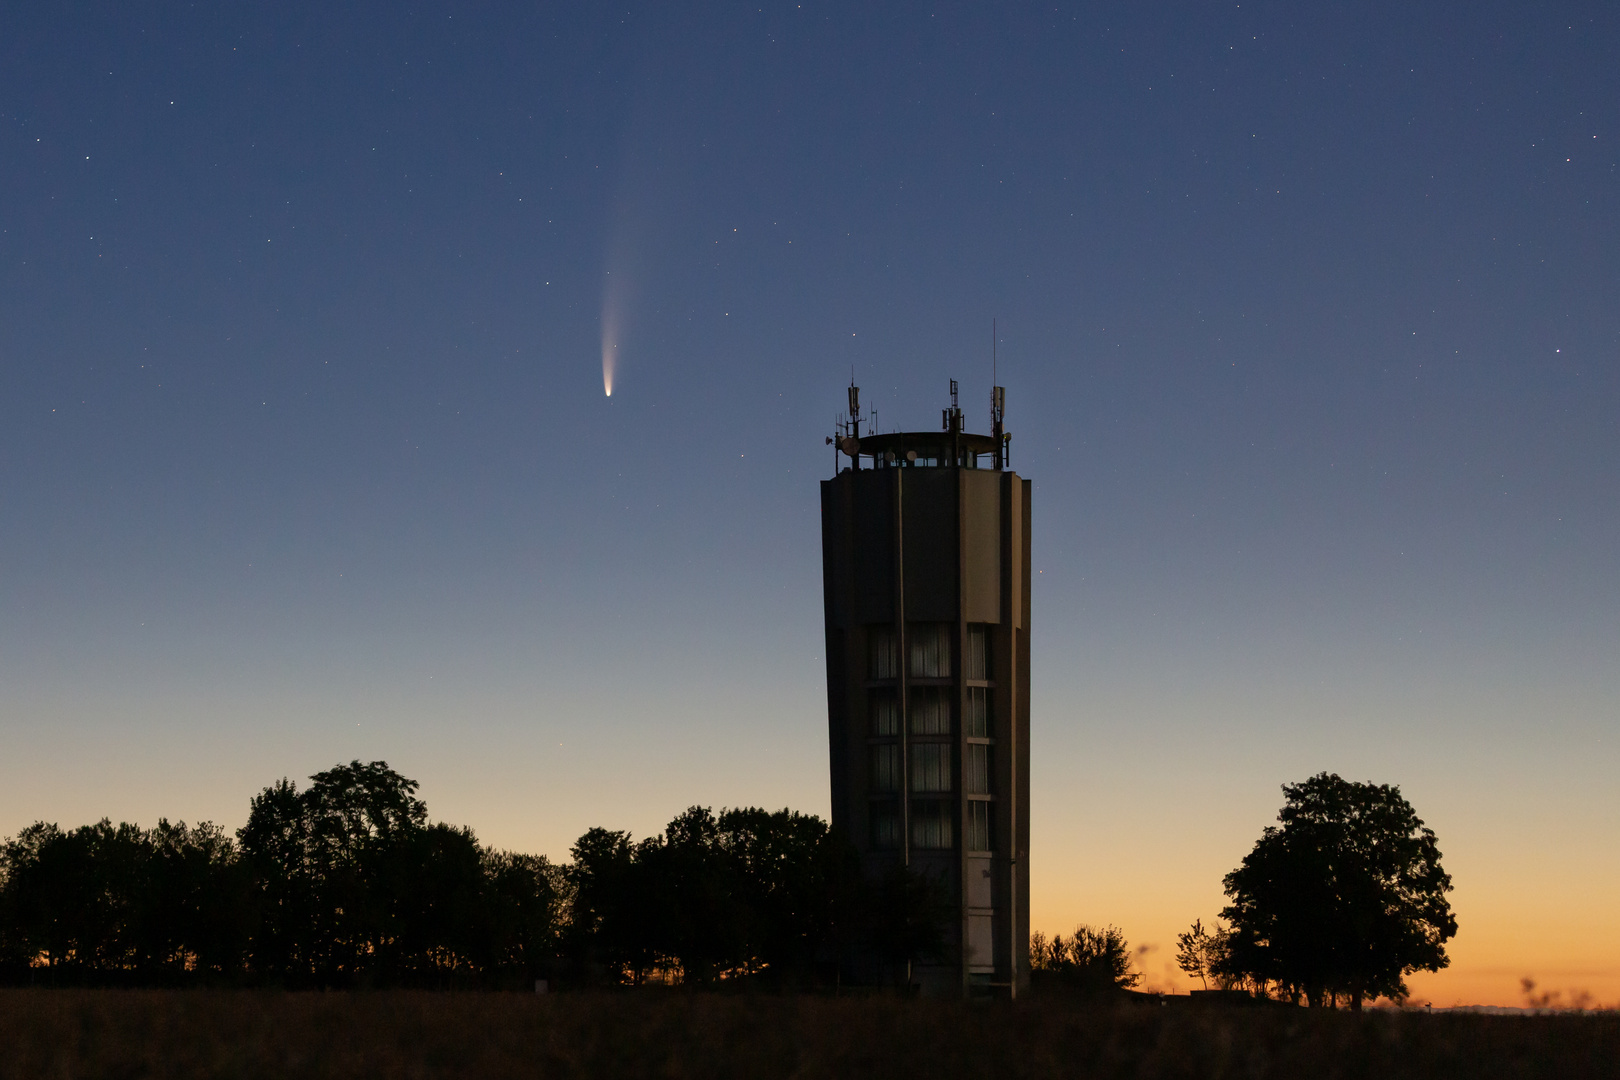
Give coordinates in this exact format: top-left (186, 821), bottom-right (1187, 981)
top-left (1217, 772), bottom-right (1457, 1009)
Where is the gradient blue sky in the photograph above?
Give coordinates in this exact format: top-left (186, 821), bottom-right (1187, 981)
top-left (2, 1), bottom-right (1616, 1005)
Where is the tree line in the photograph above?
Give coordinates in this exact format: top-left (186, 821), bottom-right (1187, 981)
top-left (3, 764), bottom-right (1455, 1004)
top-left (0, 761), bottom-right (941, 989)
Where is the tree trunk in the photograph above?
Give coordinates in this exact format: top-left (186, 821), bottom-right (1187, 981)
top-left (1349, 989), bottom-right (1364, 1012)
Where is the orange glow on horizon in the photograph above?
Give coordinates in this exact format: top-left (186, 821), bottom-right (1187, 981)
top-left (1030, 869), bottom-right (1620, 1009)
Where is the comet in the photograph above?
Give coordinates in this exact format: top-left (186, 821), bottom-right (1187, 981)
top-left (601, 268), bottom-right (624, 398)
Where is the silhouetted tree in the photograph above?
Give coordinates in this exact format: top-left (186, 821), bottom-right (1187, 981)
top-left (2, 762), bottom-right (957, 992)
top-left (145, 820), bottom-right (253, 977)
top-left (1029, 924), bottom-right (1140, 995)
top-left (392, 822), bottom-right (488, 981)
top-left (865, 862), bottom-right (949, 978)
top-left (644, 807), bottom-right (751, 981)
top-left (1175, 918), bottom-right (1216, 990)
top-left (562, 807), bottom-right (919, 988)
top-left (236, 760), bottom-right (510, 986)
top-left (0, 819), bottom-right (248, 983)
top-left (1175, 918), bottom-right (1248, 993)
top-left (565, 827), bottom-right (662, 984)
top-left (482, 849), bottom-right (567, 984)
top-left (302, 760), bottom-right (429, 981)
top-left (1217, 772), bottom-right (1457, 1009)
top-left (715, 807), bottom-right (863, 982)
top-left (236, 778), bottom-right (313, 979)
top-left (1, 821), bottom-right (143, 974)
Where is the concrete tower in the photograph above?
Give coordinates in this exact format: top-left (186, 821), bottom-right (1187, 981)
top-left (820, 380), bottom-right (1030, 997)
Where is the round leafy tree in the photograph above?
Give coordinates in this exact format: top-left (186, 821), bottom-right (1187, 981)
top-left (1218, 772), bottom-right (1457, 1009)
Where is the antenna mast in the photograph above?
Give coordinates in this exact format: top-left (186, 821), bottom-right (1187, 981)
top-left (829, 374), bottom-right (864, 472)
top-left (991, 320), bottom-right (1007, 471)
top-left (843, 376), bottom-right (863, 469)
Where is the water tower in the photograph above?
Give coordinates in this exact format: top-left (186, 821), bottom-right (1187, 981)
top-left (820, 379), bottom-right (1031, 997)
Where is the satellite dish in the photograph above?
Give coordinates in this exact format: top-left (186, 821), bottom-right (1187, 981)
top-left (839, 436), bottom-right (860, 457)
top-left (885, 450), bottom-right (896, 465)
top-left (906, 450), bottom-right (918, 463)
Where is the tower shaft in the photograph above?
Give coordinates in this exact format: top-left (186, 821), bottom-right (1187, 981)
top-left (820, 419), bottom-right (1030, 997)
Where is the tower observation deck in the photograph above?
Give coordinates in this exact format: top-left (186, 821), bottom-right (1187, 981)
top-left (820, 381), bottom-right (1030, 997)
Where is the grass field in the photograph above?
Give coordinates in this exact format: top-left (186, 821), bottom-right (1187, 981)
top-left (1, 990), bottom-right (1615, 1079)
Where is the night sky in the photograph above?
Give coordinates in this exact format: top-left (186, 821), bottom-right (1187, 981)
top-left (2, 2), bottom-right (1616, 1005)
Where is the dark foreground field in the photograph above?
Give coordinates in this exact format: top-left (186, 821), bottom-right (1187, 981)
top-left (1, 990), bottom-right (1615, 1080)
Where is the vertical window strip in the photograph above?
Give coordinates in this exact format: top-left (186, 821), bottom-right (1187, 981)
top-left (870, 691), bottom-right (899, 736)
top-left (907, 685), bottom-right (952, 735)
top-left (908, 623), bottom-right (952, 678)
top-left (870, 744), bottom-right (901, 793)
top-left (910, 743), bottom-right (952, 792)
top-left (967, 801), bottom-right (992, 852)
top-left (966, 744), bottom-right (990, 794)
top-left (870, 628), bottom-right (898, 680)
top-left (965, 687), bottom-right (988, 738)
top-left (966, 626), bottom-right (988, 681)
top-left (911, 801), bottom-right (954, 850)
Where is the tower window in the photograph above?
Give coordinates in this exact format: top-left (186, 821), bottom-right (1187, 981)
top-left (870, 689), bottom-right (899, 736)
top-left (870, 744), bottom-right (901, 793)
top-left (908, 686), bottom-right (952, 735)
top-left (908, 623), bottom-right (952, 678)
top-left (966, 800), bottom-right (993, 852)
top-left (869, 628), bottom-right (898, 680)
top-left (911, 801), bottom-right (954, 850)
top-left (911, 743), bottom-right (952, 792)
top-left (965, 743), bottom-right (991, 794)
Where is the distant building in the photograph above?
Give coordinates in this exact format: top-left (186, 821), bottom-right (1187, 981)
top-left (820, 381), bottom-right (1031, 997)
